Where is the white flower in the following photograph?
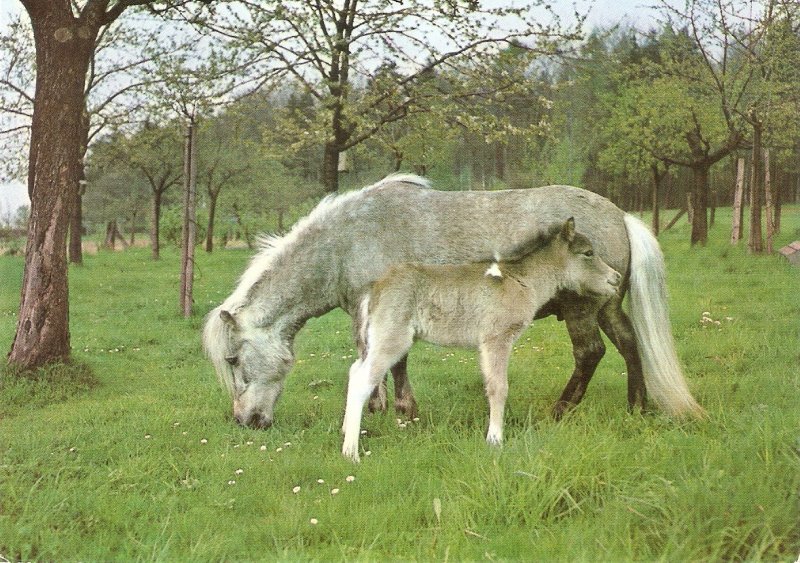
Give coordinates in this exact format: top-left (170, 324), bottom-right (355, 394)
top-left (235, 469), bottom-right (244, 475)
top-left (331, 488), bottom-right (340, 495)
top-left (260, 445), bottom-right (267, 451)
top-left (200, 439), bottom-right (208, 444)
top-left (309, 518), bottom-right (319, 525)
top-left (317, 479), bottom-right (325, 484)
top-left (346, 475), bottom-right (355, 483)
top-left (292, 486), bottom-right (301, 494)
top-left (228, 480), bottom-right (236, 485)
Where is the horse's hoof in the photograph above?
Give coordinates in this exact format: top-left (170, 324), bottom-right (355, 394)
top-left (394, 398), bottom-right (418, 420)
top-left (551, 401), bottom-right (571, 421)
top-left (367, 396), bottom-right (387, 414)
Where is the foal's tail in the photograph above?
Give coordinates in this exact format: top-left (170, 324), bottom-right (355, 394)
top-left (623, 214), bottom-right (705, 419)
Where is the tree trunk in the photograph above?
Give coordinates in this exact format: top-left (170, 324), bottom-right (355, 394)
top-left (651, 164), bottom-right (662, 236)
top-left (731, 156), bottom-right (745, 244)
top-left (179, 119), bottom-right (198, 318)
top-left (8, 9), bottom-right (95, 369)
top-left (322, 142), bottom-right (340, 193)
top-left (68, 187), bottom-right (84, 265)
top-left (689, 165), bottom-right (709, 245)
top-left (68, 114), bottom-right (90, 266)
top-left (151, 189), bottom-right (162, 260)
top-left (764, 149), bottom-right (774, 255)
top-left (748, 121), bottom-right (764, 254)
top-left (205, 191), bottom-right (218, 253)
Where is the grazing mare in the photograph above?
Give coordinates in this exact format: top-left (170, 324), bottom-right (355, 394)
top-left (342, 218), bottom-right (622, 461)
top-left (203, 175), bottom-right (704, 432)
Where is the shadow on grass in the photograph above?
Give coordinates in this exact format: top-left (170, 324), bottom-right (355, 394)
top-left (0, 361), bottom-right (98, 417)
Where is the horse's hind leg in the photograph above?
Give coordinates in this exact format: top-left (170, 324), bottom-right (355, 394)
top-left (552, 298), bottom-right (605, 420)
top-left (598, 296), bottom-right (647, 413)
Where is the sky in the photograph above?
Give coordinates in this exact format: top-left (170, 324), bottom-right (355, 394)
top-left (0, 0), bottom-right (661, 213)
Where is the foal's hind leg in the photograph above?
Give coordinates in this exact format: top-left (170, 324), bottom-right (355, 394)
top-left (479, 339), bottom-right (513, 446)
top-left (343, 330), bottom-right (414, 462)
top-left (552, 298), bottom-right (606, 420)
top-left (598, 296), bottom-right (647, 413)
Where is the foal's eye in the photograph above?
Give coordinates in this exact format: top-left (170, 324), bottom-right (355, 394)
top-left (583, 250), bottom-right (594, 257)
top-left (225, 355), bottom-right (239, 367)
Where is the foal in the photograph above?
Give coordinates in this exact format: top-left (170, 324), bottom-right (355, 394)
top-left (342, 218), bottom-right (622, 461)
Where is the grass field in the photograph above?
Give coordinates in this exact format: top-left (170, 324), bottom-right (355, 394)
top-left (1, 207), bottom-right (799, 561)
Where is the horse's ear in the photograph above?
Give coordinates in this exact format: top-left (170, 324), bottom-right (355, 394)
top-left (561, 217), bottom-right (576, 243)
top-left (220, 310), bottom-right (238, 329)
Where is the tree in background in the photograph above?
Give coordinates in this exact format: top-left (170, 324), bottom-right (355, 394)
top-left (199, 0), bottom-right (581, 192)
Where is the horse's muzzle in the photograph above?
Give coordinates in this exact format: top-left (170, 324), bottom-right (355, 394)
top-left (234, 412), bottom-right (273, 429)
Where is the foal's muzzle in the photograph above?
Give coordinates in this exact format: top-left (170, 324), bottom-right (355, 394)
top-left (234, 412), bottom-right (273, 429)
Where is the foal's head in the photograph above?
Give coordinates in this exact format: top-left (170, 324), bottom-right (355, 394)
top-left (204, 308), bottom-right (294, 429)
top-left (550, 218), bottom-right (622, 298)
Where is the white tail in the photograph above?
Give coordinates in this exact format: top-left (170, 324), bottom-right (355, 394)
top-left (623, 214), bottom-right (705, 419)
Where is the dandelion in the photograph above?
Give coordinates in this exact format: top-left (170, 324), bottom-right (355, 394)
top-left (292, 486), bottom-right (301, 494)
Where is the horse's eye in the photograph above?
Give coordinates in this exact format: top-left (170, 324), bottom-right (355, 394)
top-left (583, 250), bottom-right (594, 257)
top-left (225, 355), bottom-right (239, 367)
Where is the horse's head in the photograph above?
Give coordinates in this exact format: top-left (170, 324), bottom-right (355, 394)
top-left (555, 218), bottom-right (622, 299)
top-left (204, 308), bottom-right (294, 429)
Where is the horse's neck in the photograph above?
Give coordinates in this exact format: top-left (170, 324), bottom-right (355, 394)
top-left (240, 244), bottom-right (339, 335)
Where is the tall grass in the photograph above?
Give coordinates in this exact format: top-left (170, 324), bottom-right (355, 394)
top-left (1, 207), bottom-right (798, 560)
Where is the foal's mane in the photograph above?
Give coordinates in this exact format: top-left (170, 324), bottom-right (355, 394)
top-left (497, 220), bottom-right (565, 264)
top-left (203, 174), bottom-right (430, 395)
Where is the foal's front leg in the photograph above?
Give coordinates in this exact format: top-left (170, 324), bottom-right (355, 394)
top-left (342, 358), bottom-right (381, 462)
top-left (479, 340), bottom-right (513, 446)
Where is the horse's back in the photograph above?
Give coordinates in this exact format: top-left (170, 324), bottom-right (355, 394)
top-left (335, 181), bottom-right (631, 311)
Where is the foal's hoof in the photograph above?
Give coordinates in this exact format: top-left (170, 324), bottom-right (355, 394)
top-left (342, 446), bottom-right (361, 463)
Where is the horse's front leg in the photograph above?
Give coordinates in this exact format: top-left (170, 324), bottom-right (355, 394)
top-left (367, 355), bottom-right (418, 419)
top-left (479, 340), bottom-right (512, 446)
top-left (552, 297), bottom-right (605, 420)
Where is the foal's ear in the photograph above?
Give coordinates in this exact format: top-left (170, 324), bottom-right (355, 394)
top-left (561, 217), bottom-right (576, 243)
top-left (220, 309), bottom-right (238, 330)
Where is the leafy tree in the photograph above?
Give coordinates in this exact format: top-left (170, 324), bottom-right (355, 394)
top-left (200, 0), bottom-right (581, 192)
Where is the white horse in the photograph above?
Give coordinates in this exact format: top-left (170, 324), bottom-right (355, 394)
top-left (341, 218), bottom-right (622, 461)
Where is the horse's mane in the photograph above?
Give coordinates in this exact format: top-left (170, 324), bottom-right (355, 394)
top-left (203, 306), bottom-right (237, 397)
top-left (203, 174), bottom-right (430, 395)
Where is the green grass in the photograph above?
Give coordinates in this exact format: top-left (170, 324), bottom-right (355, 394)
top-left (1, 207), bottom-right (799, 561)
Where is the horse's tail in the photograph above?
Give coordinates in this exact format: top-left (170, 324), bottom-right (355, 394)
top-left (623, 214), bottom-right (705, 419)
